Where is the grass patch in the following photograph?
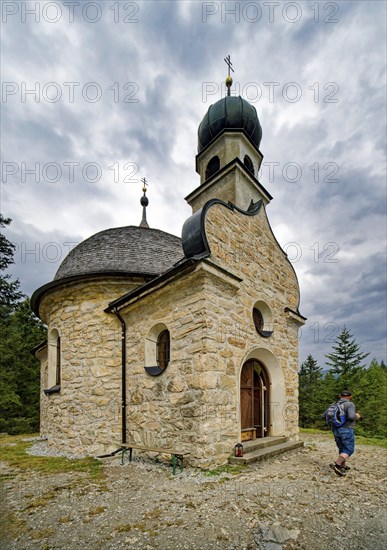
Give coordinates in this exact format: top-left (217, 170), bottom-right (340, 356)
top-left (164, 519), bottom-right (185, 527)
top-left (185, 501), bottom-right (196, 509)
top-left (115, 522), bottom-right (146, 533)
top-left (300, 428), bottom-right (387, 447)
top-left (0, 512), bottom-right (28, 540)
top-left (25, 492), bottom-right (57, 511)
top-left (30, 527), bottom-right (56, 540)
top-left (88, 505), bottom-right (106, 516)
top-left (0, 434), bottom-right (103, 477)
top-left (23, 483), bottom-right (78, 511)
top-left (143, 508), bottom-right (162, 520)
top-left (356, 435), bottom-right (387, 448)
top-left (58, 515), bottom-right (72, 523)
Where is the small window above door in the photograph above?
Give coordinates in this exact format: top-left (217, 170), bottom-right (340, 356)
top-left (252, 301), bottom-right (273, 337)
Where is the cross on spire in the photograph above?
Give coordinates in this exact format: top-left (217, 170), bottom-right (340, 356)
top-left (224, 55), bottom-right (234, 77)
top-left (141, 177), bottom-right (148, 192)
top-left (224, 55), bottom-right (234, 96)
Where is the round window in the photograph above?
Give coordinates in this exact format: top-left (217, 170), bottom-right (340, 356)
top-left (253, 308), bottom-right (264, 333)
top-left (252, 302), bottom-right (273, 337)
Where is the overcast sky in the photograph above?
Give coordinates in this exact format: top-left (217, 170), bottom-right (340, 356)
top-left (1, 0), bottom-right (386, 367)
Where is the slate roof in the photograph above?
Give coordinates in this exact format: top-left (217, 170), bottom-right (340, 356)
top-left (54, 226), bottom-right (184, 280)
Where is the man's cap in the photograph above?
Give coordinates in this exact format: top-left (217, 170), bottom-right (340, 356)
top-left (340, 390), bottom-right (352, 397)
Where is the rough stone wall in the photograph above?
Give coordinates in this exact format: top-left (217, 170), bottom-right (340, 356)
top-left (36, 199), bottom-right (302, 465)
top-left (106, 267), bottom-right (241, 468)
top-left (38, 347), bottom-right (48, 436)
top-left (203, 201), bottom-right (302, 438)
top-left (122, 270), bottom-right (212, 464)
top-left (38, 280), bottom-right (139, 456)
top-left (117, 200), bottom-right (302, 468)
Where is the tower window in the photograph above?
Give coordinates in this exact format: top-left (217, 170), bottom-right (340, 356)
top-left (205, 156), bottom-right (220, 180)
top-left (244, 155), bottom-right (255, 175)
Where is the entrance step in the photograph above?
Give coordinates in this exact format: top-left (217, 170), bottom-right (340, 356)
top-left (241, 436), bottom-right (288, 453)
top-left (229, 437), bottom-right (303, 465)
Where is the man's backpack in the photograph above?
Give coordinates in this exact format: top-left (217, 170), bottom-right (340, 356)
top-left (325, 401), bottom-right (347, 428)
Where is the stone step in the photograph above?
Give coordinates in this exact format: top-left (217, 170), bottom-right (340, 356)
top-left (241, 436), bottom-right (288, 453)
top-left (229, 440), bottom-right (304, 465)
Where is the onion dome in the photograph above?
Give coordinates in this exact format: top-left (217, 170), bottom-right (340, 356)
top-left (197, 95), bottom-right (262, 153)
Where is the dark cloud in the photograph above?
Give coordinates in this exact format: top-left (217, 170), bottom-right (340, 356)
top-left (2, 0), bottom-right (386, 366)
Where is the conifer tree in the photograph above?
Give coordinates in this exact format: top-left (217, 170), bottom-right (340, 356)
top-left (352, 359), bottom-right (387, 437)
top-left (0, 214), bottom-right (46, 433)
top-left (325, 326), bottom-right (369, 384)
top-left (0, 215), bottom-right (23, 317)
top-left (298, 354), bottom-right (323, 427)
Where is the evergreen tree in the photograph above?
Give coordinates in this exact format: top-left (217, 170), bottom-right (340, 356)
top-left (320, 369), bottom-right (340, 408)
top-left (0, 214), bottom-right (23, 318)
top-left (0, 215), bottom-right (46, 434)
top-left (325, 326), bottom-right (369, 386)
top-left (352, 359), bottom-right (387, 438)
top-left (298, 354), bottom-right (323, 427)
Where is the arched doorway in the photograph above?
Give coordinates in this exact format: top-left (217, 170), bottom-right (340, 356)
top-left (240, 359), bottom-right (270, 440)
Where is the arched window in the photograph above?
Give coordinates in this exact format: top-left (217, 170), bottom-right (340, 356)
top-left (205, 156), bottom-right (220, 180)
top-left (44, 328), bottom-right (61, 395)
top-left (55, 336), bottom-right (61, 386)
top-left (145, 323), bottom-right (171, 376)
top-left (244, 155), bottom-right (255, 175)
top-left (157, 330), bottom-right (170, 370)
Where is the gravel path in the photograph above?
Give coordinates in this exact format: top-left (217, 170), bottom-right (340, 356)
top-left (1, 433), bottom-right (386, 549)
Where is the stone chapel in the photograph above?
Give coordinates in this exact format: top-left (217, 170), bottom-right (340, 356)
top-left (31, 68), bottom-right (305, 468)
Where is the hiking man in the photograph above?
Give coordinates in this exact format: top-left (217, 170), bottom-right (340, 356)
top-left (326, 390), bottom-right (361, 476)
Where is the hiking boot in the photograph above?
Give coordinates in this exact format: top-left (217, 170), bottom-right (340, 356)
top-left (329, 463), bottom-right (346, 477)
top-left (342, 465), bottom-right (350, 470)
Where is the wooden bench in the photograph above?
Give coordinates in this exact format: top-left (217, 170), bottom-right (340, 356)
top-left (99, 444), bottom-right (189, 475)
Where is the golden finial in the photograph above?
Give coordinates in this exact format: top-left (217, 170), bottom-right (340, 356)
top-left (224, 55), bottom-right (234, 96)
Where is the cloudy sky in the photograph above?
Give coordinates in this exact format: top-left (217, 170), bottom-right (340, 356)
top-left (1, 0), bottom-right (386, 366)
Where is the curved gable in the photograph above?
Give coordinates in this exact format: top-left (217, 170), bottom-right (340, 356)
top-left (182, 198), bottom-right (302, 311)
top-left (181, 198), bottom-right (262, 259)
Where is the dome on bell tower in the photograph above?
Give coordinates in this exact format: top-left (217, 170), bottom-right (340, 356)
top-left (197, 95), bottom-right (262, 153)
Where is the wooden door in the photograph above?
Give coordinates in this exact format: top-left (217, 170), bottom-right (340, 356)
top-left (240, 360), bottom-right (269, 439)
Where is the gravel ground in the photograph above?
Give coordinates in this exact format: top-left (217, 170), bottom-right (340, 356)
top-left (1, 432), bottom-right (386, 549)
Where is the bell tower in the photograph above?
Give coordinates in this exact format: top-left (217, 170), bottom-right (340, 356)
top-left (185, 57), bottom-right (272, 213)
